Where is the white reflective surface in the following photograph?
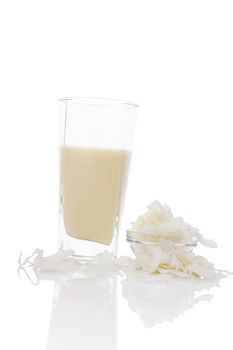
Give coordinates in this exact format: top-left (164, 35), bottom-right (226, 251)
top-left (47, 277), bottom-right (117, 350)
top-left (2, 258), bottom-right (230, 350)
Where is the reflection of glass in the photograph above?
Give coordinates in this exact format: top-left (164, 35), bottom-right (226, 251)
top-left (122, 273), bottom-right (222, 327)
top-left (59, 98), bottom-right (138, 259)
top-left (46, 276), bottom-right (117, 350)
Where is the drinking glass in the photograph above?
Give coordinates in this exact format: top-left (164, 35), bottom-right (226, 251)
top-left (59, 97), bottom-right (138, 259)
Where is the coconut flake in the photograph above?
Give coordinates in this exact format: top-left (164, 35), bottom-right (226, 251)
top-left (18, 249), bottom-right (79, 272)
top-left (195, 233), bottom-right (217, 248)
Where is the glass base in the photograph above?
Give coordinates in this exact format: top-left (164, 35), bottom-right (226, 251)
top-left (59, 204), bottom-right (119, 260)
top-left (59, 229), bottom-right (118, 260)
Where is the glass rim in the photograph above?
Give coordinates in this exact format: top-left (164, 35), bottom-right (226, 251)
top-left (58, 96), bottom-right (139, 109)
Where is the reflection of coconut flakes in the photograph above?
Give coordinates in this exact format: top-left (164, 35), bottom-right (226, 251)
top-left (121, 274), bottom-right (220, 327)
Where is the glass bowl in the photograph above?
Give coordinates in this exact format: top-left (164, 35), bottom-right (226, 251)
top-left (126, 230), bottom-right (198, 252)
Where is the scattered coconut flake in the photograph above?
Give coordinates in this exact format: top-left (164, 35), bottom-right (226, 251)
top-left (95, 251), bottom-right (116, 265)
top-left (18, 249), bottom-right (79, 272)
top-left (82, 251), bottom-right (120, 278)
top-left (195, 232), bottom-right (217, 248)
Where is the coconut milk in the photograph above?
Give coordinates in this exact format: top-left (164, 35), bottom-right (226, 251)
top-left (61, 146), bottom-right (130, 245)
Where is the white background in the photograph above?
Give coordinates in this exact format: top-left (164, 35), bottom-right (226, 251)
top-left (0, 1), bottom-right (233, 350)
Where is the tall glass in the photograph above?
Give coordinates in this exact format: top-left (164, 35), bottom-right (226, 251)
top-left (59, 97), bottom-right (138, 259)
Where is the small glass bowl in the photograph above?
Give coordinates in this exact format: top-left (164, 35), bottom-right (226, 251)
top-left (126, 230), bottom-right (198, 252)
